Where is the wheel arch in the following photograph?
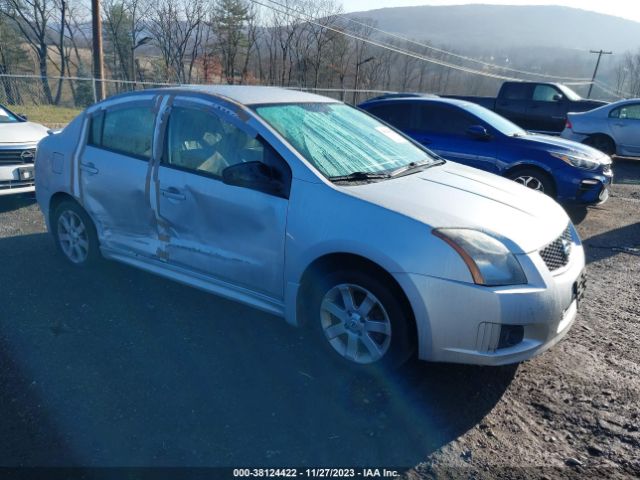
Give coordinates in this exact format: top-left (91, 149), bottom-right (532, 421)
top-left (504, 162), bottom-right (557, 196)
top-left (295, 252), bottom-right (417, 340)
top-left (583, 132), bottom-right (616, 155)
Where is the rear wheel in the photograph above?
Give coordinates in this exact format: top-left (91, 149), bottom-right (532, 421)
top-left (52, 200), bottom-right (101, 267)
top-left (507, 168), bottom-right (556, 198)
top-left (584, 134), bottom-right (616, 156)
top-left (307, 269), bottom-right (414, 370)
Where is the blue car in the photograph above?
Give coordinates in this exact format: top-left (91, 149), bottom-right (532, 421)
top-left (359, 96), bottom-right (613, 205)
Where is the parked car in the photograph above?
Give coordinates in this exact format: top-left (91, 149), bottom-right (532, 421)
top-left (36, 86), bottom-right (585, 369)
top-left (0, 104), bottom-right (49, 196)
top-left (561, 99), bottom-right (640, 157)
top-left (359, 96), bottom-right (612, 205)
top-left (445, 82), bottom-right (607, 134)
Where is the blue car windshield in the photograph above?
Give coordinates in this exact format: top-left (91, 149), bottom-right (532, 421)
top-left (464, 103), bottom-right (527, 137)
top-left (254, 103), bottom-right (437, 178)
top-left (0, 106), bottom-right (19, 124)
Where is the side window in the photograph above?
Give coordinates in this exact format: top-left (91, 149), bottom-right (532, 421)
top-left (501, 83), bottom-right (530, 100)
top-left (164, 106), bottom-right (292, 196)
top-left (610, 104), bottom-right (640, 120)
top-left (366, 103), bottom-right (411, 130)
top-left (532, 85), bottom-right (562, 102)
top-left (417, 104), bottom-right (475, 135)
top-left (88, 105), bottom-right (155, 159)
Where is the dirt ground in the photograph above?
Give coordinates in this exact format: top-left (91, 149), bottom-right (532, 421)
top-left (413, 161), bottom-right (640, 479)
top-left (0, 161), bottom-right (638, 478)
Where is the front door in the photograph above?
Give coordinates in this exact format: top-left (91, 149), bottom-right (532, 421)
top-left (527, 84), bottom-right (566, 132)
top-left (410, 103), bottom-right (498, 173)
top-left (79, 100), bottom-right (158, 257)
top-left (154, 99), bottom-right (290, 299)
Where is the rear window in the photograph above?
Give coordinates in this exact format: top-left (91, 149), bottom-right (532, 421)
top-left (88, 106), bottom-right (156, 160)
top-left (365, 103), bottom-right (412, 130)
top-left (501, 83), bottom-right (530, 100)
top-left (416, 103), bottom-right (475, 135)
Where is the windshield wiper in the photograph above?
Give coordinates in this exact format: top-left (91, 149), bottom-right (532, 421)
top-left (388, 159), bottom-right (444, 178)
top-left (328, 171), bottom-right (391, 182)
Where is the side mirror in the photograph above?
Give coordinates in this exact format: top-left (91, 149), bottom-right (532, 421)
top-left (552, 94), bottom-right (563, 102)
top-left (466, 125), bottom-right (491, 140)
top-left (222, 161), bottom-right (288, 198)
top-left (18, 113), bottom-right (28, 121)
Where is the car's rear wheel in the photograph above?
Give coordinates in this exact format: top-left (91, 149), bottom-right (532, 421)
top-left (52, 200), bottom-right (101, 267)
top-left (584, 134), bottom-right (616, 156)
top-left (507, 168), bottom-right (556, 198)
top-left (308, 269), bottom-right (414, 370)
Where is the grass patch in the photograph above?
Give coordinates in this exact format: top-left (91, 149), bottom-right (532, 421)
top-left (7, 104), bottom-right (81, 127)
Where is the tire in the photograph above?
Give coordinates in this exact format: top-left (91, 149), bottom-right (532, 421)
top-left (584, 134), bottom-right (616, 156)
top-left (507, 167), bottom-right (556, 198)
top-left (52, 200), bottom-right (101, 267)
top-left (306, 269), bottom-right (414, 370)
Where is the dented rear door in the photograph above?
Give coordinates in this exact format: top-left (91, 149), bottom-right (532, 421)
top-left (153, 96), bottom-right (289, 299)
top-left (79, 98), bottom-right (159, 257)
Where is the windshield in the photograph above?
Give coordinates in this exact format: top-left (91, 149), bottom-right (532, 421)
top-left (464, 103), bottom-right (527, 137)
top-left (254, 103), bottom-right (437, 178)
top-left (556, 84), bottom-right (582, 101)
top-left (0, 105), bottom-right (20, 124)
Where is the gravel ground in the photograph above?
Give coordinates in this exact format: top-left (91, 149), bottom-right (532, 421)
top-left (0, 161), bottom-right (638, 477)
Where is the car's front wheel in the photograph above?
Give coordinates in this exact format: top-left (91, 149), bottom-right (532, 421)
top-left (308, 269), bottom-right (414, 370)
top-left (507, 168), bottom-right (556, 198)
top-left (52, 200), bottom-right (101, 267)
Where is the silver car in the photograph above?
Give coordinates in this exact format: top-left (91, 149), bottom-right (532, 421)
top-left (0, 104), bottom-right (49, 196)
top-left (562, 99), bottom-right (640, 157)
top-left (35, 86), bottom-right (585, 368)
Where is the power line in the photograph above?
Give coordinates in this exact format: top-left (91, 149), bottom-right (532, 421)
top-left (248, 0), bottom-right (527, 82)
top-left (326, 7), bottom-right (593, 82)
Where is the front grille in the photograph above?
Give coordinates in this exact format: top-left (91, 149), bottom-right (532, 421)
top-left (540, 225), bottom-right (573, 271)
top-left (0, 179), bottom-right (35, 190)
top-left (0, 148), bottom-right (36, 165)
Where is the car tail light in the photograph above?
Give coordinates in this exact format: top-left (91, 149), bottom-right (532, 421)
top-left (565, 118), bottom-right (573, 130)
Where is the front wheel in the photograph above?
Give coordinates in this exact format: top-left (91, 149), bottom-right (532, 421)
top-left (308, 270), bottom-right (414, 370)
top-left (507, 168), bottom-right (556, 198)
top-left (52, 200), bottom-right (101, 267)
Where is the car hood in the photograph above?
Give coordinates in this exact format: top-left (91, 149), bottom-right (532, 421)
top-left (343, 162), bottom-right (569, 254)
top-left (520, 133), bottom-right (609, 161)
top-left (0, 121), bottom-right (49, 144)
top-left (573, 99), bottom-right (608, 111)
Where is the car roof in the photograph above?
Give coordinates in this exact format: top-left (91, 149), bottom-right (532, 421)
top-left (121, 85), bottom-right (339, 106)
top-left (361, 96), bottom-right (476, 109)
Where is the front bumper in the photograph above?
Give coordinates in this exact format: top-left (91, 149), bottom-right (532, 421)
top-left (556, 165), bottom-right (613, 205)
top-left (0, 164), bottom-right (35, 196)
top-left (396, 239), bottom-right (586, 366)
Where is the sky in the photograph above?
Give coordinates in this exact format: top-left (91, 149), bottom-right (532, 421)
top-left (341, 0), bottom-right (640, 23)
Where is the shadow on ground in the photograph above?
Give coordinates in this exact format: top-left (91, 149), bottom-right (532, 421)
top-left (0, 194), bottom-right (36, 214)
top-left (0, 233), bottom-right (516, 467)
top-left (583, 222), bottom-right (640, 264)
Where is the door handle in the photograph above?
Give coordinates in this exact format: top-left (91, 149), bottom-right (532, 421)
top-left (161, 187), bottom-right (186, 201)
top-left (80, 162), bottom-right (99, 175)
top-left (614, 123), bottom-right (626, 127)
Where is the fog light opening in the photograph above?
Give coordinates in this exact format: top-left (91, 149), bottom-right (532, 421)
top-left (498, 325), bottom-right (524, 349)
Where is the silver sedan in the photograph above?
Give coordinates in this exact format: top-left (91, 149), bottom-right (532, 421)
top-left (561, 99), bottom-right (640, 157)
top-left (35, 86), bottom-right (585, 369)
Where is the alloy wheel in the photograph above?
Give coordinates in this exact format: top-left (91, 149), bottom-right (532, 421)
top-left (320, 283), bottom-right (392, 364)
top-left (514, 175), bottom-right (544, 192)
top-left (57, 210), bottom-right (90, 264)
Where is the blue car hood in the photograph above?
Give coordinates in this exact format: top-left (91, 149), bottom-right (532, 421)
top-left (519, 133), bottom-right (607, 160)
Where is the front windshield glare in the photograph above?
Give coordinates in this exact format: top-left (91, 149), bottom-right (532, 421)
top-left (0, 106), bottom-right (19, 124)
top-left (255, 103), bottom-right (435, 178)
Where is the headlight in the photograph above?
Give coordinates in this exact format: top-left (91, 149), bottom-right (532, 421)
top-left (433, 228), bottom-right (527, 286)
top-left (550, 151), bottom-right (600, 170)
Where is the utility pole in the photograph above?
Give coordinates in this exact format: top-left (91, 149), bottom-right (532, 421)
top-left (587, 49), bottom-right (612, 99)
top-left (352, 56), bottom-right (375, 105)
top-left (91, 0), bottom-right (105, 101)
